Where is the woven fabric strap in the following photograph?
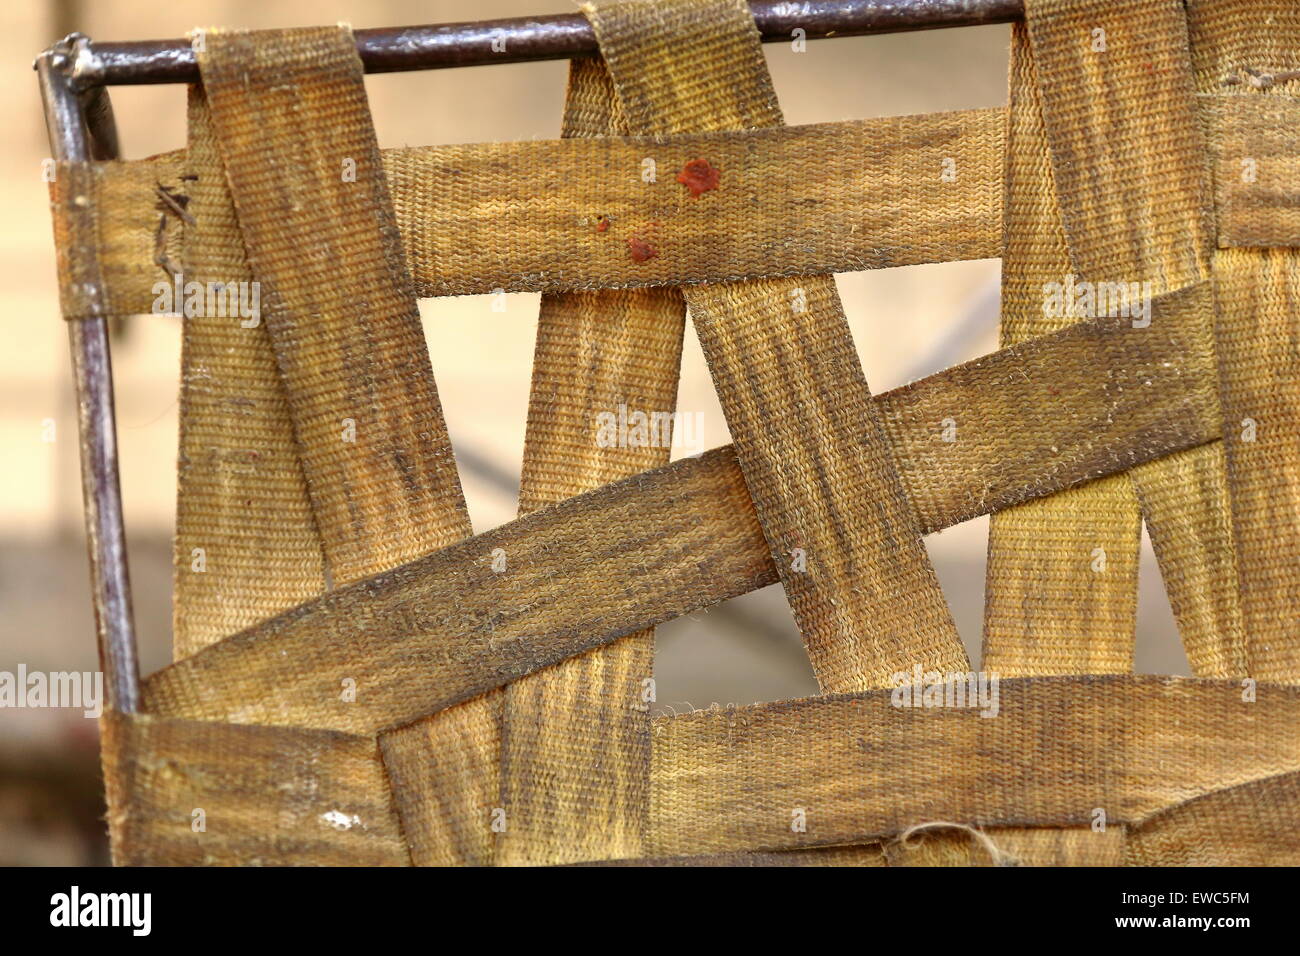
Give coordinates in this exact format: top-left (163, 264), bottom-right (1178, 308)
top-left (101, 710), bottom-right (407, 866)
top-left (1188, 0), bottom-right (1300, 683)
top-left (107, 675), bottom-right (1300, 865)
top-left (648, 675), bottom-right (1300, 856)
top-left (194, 26), bottom-right (472, 586)
top-left (172, 88), bottom-right (325, 656)
top-left (981, 22), bottom-right (1141, 677)
top-left (497, 58), bottom-right (686, 865)
top-left (1021, 0), bottom-right (1248, 678)
top-left (61, 96), bottom-right (1300, 318)
top-left (141, 288), bottom-right (1219, 736)
top-left (583, 0), bottom-right (966, 692)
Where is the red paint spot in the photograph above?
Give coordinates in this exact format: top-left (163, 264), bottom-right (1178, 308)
top-left (595, 215), bottom-right (609, 233)
top-left (677, 158), bottom-right (720, 197)
top-left (627, 221), bottom-right (662, 263)
top-left (628, 235), bottom-right (657, 262)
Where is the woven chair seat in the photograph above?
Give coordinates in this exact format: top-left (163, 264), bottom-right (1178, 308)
top-left (44, 0), bottom-right (1300, 866)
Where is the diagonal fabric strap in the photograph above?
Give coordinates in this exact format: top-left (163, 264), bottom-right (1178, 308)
top-left (194, 26), bottom-right (472, 587)
top-left (141, 294), bottom-right (1220, 737)
top-left (582, 0), bottom-right (967, 693)
top-left (172, 87), bottom-right (326, 658)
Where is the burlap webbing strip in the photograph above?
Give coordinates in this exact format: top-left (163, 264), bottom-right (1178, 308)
top-left (390, 107), bottom-right (1003, 297)
top-left (1188, 0), bottom-right (1300, 683)
top-left (62, 96), bottom-right (1300, 319)
top-left (496, 57), bottom-right (687, 866)
top-left (1026, 0), bottom-right (1213, 291)
top-left (1125, 769), bottom-right (1300, 866)
top-left (874, 288), bottom-right (1217, 528)
top-left (140, 292), bottom-right (1219, 736)
top-left (646, 675), bottom-right (1300, 857)
top-left (101, 710), bottom-right (408, 866)
top-left (582, 0), bottom-right (965, 693)
top-left (145, 445), bottom-right (770, 733)
top-left (88, 108), bottom-right (1000, 317)
top-left (194, 26), bottom-right (472, 585)
top-left (172, 88), bottom-right (327, 657)
top-left (1022, 0), bottom-right (1247, 676)
top-left (982, 22), bottom-right (1140, 677)
top-left (379, 701), bottom-right (497, 866)
top-left (1210, 250), bottom-right (1300, 682)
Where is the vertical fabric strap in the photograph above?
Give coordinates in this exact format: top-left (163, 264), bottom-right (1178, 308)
top-left (1187, 0), bottom-right (1300, 683)
top-left (976, 33), bottom-right (1139, 840)
top-left (195, 27), bottom-right (479, 869)
top-left (195, 26), bottom-right (472, 587)
top-left (375, 59), bottom-right (690, 866)
top-left (582, 0), bottom-right (967, 693)
top-left (497, 58), bottom-right (688, 865)
top-left (1022, 0), bottom-right (1247, 677)
top-left (378, 697), bottom-right (500, 866)
top-left (982, 23), bottom-right (1141, 677)
top-left (173, 87), bottom-right (327, 658)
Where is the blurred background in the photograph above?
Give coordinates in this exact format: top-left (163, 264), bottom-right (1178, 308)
top-left (1, 0), bottom-right (1188, 865)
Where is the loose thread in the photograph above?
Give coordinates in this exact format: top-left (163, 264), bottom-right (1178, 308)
top-left (896, 821), bottom-right (1022, 866)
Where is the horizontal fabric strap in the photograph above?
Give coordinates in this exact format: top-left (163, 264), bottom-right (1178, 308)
top-left (141, 293), bottom-right (1220, 735)
top-left (647, 675), bottom-right (1300, 856)
top-left (85, 108), bottom-right (1002, 314)
top-left (101, 710), bottom-right (408, 866)
top-left (107, 682), bottom-right (1298, 866)
top-left (53, 95), bottom-right (1300, 320)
